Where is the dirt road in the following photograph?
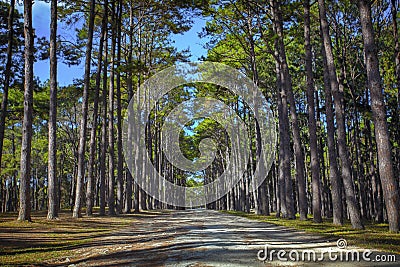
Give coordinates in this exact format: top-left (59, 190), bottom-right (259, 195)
top-left (53, 209), bottom-right (398, 267)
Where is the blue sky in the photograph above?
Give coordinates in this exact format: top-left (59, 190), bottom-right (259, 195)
top-left (172, 16), bottom-right (209, 62)
top-left (16, 2), bottom-right (208, 86)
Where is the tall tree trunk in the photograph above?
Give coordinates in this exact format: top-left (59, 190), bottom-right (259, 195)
top-left (320, 36), bottom-right (343, 226)
top-left (0, 0), bottom-right (15, 173)
top-left (18, 0), bottom-right (34, 222)
top-left (275, 59), bottom-right (288, 218)
top-left (353, 109), bottom-right (368, 219)
top-left (107, 0), bottom-right (117, 216)
top-left (99, 21), bottom-right (108, 216)
top-left (73, 0), bottom-right (96, 218)
top-left (245, 10), bottom-right (266, 215)
top-left (271, 0), bottom-right (298, 220)
top-left (357, 0), bottom-right (400, 233)
top-left (304, 0), bottom-right (322, 223)
top-left (273, 44), bottom-right (286, 218)
top-left (1, 178), bottom-right (4, 212)
top-left (133, 13), bottom-right (142, 213)
top-left (11, 128), bottom-right (17, 212)
top-left (249, 45), bottom-right (260, 215)
top-left (391, 0), bottom-right (400, 176)
top-left (86, 1), bottom-right (107, 216)
top-left (124, 0), bottom-right (134, 214)
top-left (115, 0), bottom-right (123, 214)
top-left (318, 0), bottom-right (363, 229)
top-left (366, 107), bottom-right (384, 223)
top-left (47, 0), bottom-right (58, 220)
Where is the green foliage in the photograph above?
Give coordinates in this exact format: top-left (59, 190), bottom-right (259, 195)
top-left (0, 1), bottom-right (24, 87)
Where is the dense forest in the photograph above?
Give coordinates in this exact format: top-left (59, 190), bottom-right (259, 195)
top-left (0, 0), bottom-right (399, 234)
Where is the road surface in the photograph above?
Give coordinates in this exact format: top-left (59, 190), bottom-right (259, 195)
top-left (52, 209), bottom-right (398, 266)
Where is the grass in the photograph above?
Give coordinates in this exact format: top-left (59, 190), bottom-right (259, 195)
top-left (222, 210), bottom-right (400, 255)
top-left (0, 208), bottom-right (150, 266)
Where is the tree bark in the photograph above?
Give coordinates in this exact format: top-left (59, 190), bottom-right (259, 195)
top-left (47, 0), bottom-right (58, 220)
top-left (115, 0), bottom-right (123, 214)
top-left (391, 0), bottom-right (400, 176)
top-left (107, 0), bottom-right (117, 216)
top-left (357, 0), bottom-right (400, 232)
top-left (271, 0), bottom-right (302, 220)
top-left (99, 22), bottom-right (108, 216)
top-left (133, 12), bottom-right (143, 213)
top-left (73, 0), bottom-right (96, 218)
top-left (275, 57), bottom-right (289, 218)
top-left (18, 0), bottom-right (34, 222)
top-left (86, 1), bottom-right (107, 216)
top-left (304, 0), bottom-right (321, 223)
top-left (124, 0), bottom-right (134, 214)
top-left (318, 0), bottom-right (363, 229)
top-left (319, 33), bottom-right (344, 226)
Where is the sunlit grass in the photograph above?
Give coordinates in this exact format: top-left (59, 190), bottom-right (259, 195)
top-left (222, 210), bottom-right (400, 254)
top-left (0, 208), bottom-right (154, 265)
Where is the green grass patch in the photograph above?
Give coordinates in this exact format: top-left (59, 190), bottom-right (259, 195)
top-left (222, 210), bottom-right (400, 254)
top-left (0, 209), bottom-right (158, 265)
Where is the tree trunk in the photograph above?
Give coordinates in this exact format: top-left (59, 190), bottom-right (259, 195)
top-left (276, 67), bottom-right (289, 218)
top-left (245, 12), bottom-right (265, 215)
top-left (133, 17), bottom-right (142, 213)
top-left (47, 0), bottom-right (58, 220)
top-left (391, 0), bottom-right (400, 178)
top-left (319, 35), bottom-right (344, 226)
top-left (124, 2), bottom-right (134, 214)
top-left (0, 0), bottom-right (15, 174)
top-left (18, 0), bottom-right (34, 222)
top-left (107, 0), bottom-right (117, 216)
top-left (365, 96), bottom-right (384, 223)
top-left (318, 0), bottom-right (363, 229)
top-left (304, 0), bottom-right (321, 223)
top-left (11, 129), bottom-right (17, 212)
top-left (273, 44), bottom-right (286, 218)
top-left (357, 0), bottom-right (400, 232)
top-left (99, 22), bottom-right (108, 216)
top-left (115, 0), bottom-right (123, 214)
top-left (353, 109), bottom-right (368, 219)
top-left (73, 0), bottom-right (96, 218)
top-left (86, 1), bottom-right (107, 216)
top-left (271, 0), bottom-right (301, 220)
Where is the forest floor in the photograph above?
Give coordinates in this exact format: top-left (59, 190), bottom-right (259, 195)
top-left (0, 209), bottom-right (399, 266)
